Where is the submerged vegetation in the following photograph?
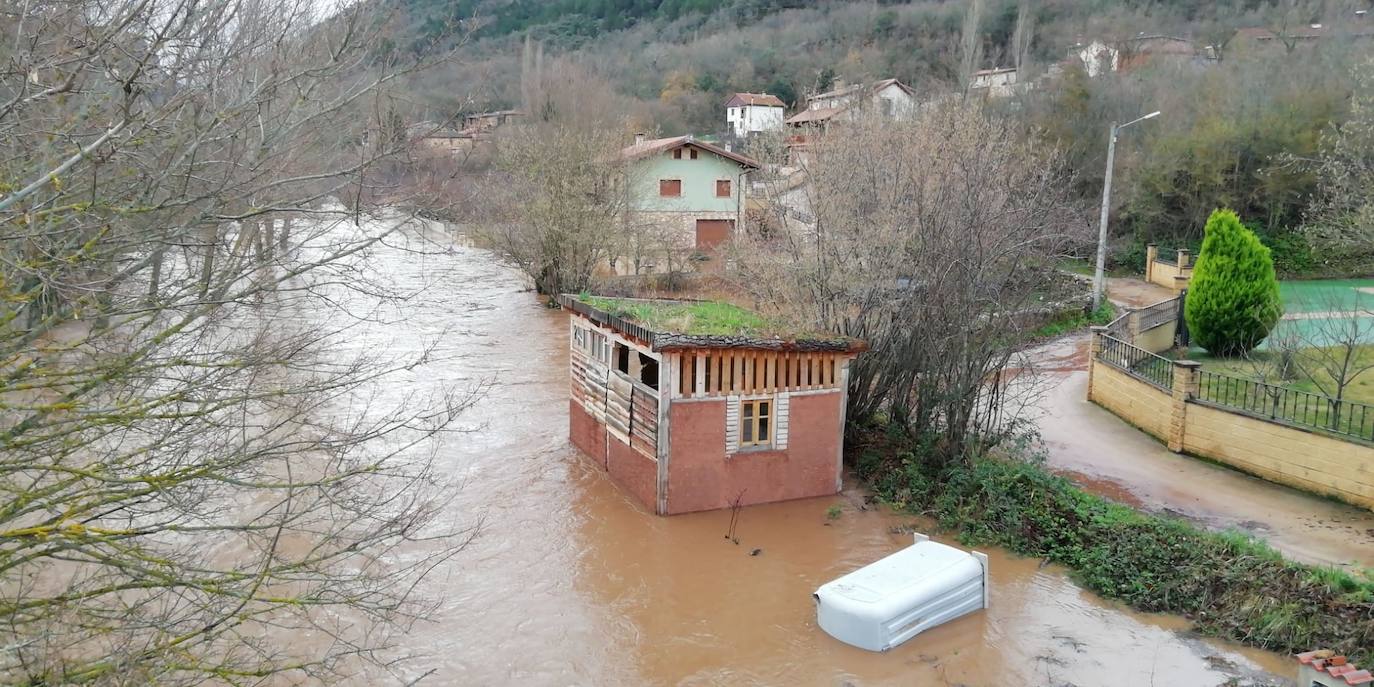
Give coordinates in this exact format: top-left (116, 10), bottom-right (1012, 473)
top-left (852, 424), bottom-right (1374, 663)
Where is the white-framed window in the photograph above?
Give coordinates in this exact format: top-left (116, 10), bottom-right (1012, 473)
top-left (726, 394), bottom-right (790, 453)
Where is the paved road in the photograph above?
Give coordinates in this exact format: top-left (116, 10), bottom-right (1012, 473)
top-left (1023, 278), bottom-right (1374, 570)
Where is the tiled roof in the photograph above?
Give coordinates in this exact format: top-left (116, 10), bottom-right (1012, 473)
top-left (807, 78), bottom-right (914, 105)
top-left (784, 107), bottom-right (845, 125)
top-left (726, 92), bottom-right (785, 108)
top-left (617, 135), bottom-right (761, 169)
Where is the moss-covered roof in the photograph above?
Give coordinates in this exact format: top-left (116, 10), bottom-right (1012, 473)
top-left (579, 296), bottom-right (771, 336)
top-left (561, 294), bottom-right (864, 353)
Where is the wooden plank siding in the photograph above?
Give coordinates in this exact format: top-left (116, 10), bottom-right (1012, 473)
top-left (674, 350), bottom-right (847, 398)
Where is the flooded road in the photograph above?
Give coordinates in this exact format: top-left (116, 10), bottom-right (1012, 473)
top-left (1024, 332), bottom-right (1374, 571)
top-left (340, 222), bottom-right (1291, 686)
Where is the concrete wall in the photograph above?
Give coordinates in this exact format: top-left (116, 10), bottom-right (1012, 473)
top-left (1088, 361), bottom-right (1173, 440)
top-left (1182, 403), bottom-right (1374, 508)
top-left (1144, 244), bottom-right (1192, 292)
top-left (664, 391), bottom-right (842, 514)
top-left (728, 105), bottom-right (784, 137)
top-left (1135, 320), bottom-right (1177, 353)
top-left (1087, 343), bottom-right (1374, 510)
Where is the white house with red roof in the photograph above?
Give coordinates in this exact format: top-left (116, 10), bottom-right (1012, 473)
top-left (725, 92), bottom-right (786, 139)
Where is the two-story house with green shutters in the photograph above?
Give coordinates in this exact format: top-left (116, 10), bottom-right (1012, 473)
top-left (617, 134), bottom-right (760, 273)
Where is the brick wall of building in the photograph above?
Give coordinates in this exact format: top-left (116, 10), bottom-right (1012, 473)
top-left (664, 391), bottom-right (842, 514)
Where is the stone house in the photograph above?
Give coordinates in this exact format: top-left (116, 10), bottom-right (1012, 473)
top-left (561, 295), bottom-right (864, 515)
top-left (968, 67), bottom-right (1019, 98)
top-left (616, 134), bottom-right (761, 273)
top-left (783, 78), bottom-right (916, 165)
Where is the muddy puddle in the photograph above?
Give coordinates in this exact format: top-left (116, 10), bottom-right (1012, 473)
top-left (324, 220), bottom-right (1293, 686)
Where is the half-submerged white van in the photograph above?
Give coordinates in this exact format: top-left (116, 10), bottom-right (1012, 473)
top-left (814, 533), bottom-right (989, 652)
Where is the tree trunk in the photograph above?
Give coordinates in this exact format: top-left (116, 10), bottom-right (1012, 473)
top-left (199, 225), bottom-right (219, 298)
top-left (147, 246), bottom-right (164, 305)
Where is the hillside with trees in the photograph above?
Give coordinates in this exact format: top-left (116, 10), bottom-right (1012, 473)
top-left (395, 0), bottom-right (1374, 275)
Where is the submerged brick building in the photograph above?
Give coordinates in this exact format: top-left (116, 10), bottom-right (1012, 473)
top-left (560, 295), bottom-right (864, 515)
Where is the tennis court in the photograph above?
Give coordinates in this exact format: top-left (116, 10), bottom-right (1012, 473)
top-left (1268, 279), bottom-right (1374, 347)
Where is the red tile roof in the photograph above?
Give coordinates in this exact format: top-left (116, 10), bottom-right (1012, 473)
top-left (618, 135), bottom-right (761, 169)
top-left (725, 92), bottom-right (785, 108)
top-left (784, 107), bottom-right (846, 125)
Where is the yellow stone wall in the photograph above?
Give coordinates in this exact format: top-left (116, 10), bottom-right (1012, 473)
top-left (1088, 359), bottom-right (1374, 510)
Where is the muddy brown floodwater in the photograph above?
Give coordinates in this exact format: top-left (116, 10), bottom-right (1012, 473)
top-left (341, 223), bottom-right (1293, 686)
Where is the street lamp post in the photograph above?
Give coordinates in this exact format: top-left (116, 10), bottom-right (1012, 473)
top-left (1092, 110), bottom-right (1160, 312)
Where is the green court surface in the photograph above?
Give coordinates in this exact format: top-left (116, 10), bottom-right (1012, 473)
top-left (1279, 279), bottom-right (1374, 314)
top-left (1270, 279), bottom-right (1374, 347)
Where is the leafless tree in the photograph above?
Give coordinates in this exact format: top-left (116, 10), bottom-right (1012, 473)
top-left (474, 59), bottom-right (649, 296)
top-left (734, 105), bottom-right (1087, 464)
top-left (958, 0), bottom-right (984, 95)
top-left (476, 122), bottom-right (628, 296)
top-left (1302, 56), bottom-right (1374, 265)
top-left (1011, 0), bottom-right (1034, 75)
top-left (0, 0), bottom-right (479, 683)
top-left (1290, 294), bottom-right (1374, 426)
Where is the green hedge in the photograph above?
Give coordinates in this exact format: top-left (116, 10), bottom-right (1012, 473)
top-left (853, 427), bottom-right (1374, 663)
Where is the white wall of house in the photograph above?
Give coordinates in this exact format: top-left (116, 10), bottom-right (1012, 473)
top-left (727, 105), bottom-right (785, 138)
top-left (872, 83), bottom-right (914, 119)
top-left (1076, 40), bottom-right (1120, 77)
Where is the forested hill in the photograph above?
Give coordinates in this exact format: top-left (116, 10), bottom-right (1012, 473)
top-left (396, 0), bottom-right (1342, 130)
top-left (406, 0), bottom-right (822, 43)
top-left (392, 0), bottom-right (1374, 277)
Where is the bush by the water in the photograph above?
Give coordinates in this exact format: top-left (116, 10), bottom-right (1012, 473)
top-left (852, 425), bottom-right (1374, 663)
top-left (1185, 209), bottom-right (1283, 356)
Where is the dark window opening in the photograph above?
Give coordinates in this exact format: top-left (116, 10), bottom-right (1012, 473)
top-left (690, 148), bottom-right (699, 160)
top-left (615, 344), bottom-right (630, 374)
top-left (638, 353), bottom-right (659, 390)
top-left (672, 149), bottom-right (683, 159)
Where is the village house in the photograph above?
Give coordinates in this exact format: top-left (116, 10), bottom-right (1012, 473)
top-left (560, 295), bottom-right (864, 515)
top-left (1115, 35), bottom-right (1202, 71)
top-left (407, 121), bottom-right (473, 153)
top-left (617, 134), bottom-right (760, 273)
top-left (967, 67), bottom-right (1019, 98)
top-left (783, 78), bottom-right (916, 164)
top-left (462, 109), bottom-right (525, 132)
top-left (725, 92), bottom-right (786, 139)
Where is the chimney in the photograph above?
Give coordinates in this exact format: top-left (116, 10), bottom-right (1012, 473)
top-left (634, 132), bottom-right (646, 145)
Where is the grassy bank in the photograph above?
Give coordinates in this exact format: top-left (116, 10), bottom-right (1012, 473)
top-left (1030, 301), bottom-right (1117, 340)
top-left (851, 426), bottom-right (1374, 663)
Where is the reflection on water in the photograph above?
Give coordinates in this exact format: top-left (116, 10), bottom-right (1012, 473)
top-left (338, 221), bottom-right (1288, 686)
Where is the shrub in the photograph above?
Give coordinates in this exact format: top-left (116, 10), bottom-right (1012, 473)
top-left (1251, 222), bottom-right (1317, 276)
top-left (1185, 209), bottom-right (1283, 356)
top-left (849, 428), bottom-right (1374, 663)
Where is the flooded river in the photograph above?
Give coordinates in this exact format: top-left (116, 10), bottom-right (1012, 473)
top-left (338, 221), bottom-right (1292, 686)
